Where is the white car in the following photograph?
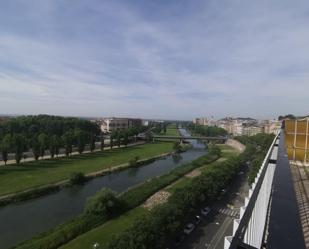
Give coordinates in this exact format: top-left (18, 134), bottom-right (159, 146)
top-left (184, 223), bottom-right (195, 234)
top-left (193, 215), bottom-right (201, 225)
top-left (201, 207), bottom-right (211, 216)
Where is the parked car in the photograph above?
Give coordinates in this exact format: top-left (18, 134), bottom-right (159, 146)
top-left (173, 235), bottom-right (185, 247)
top-left (201, 206), bottom-right (211, 216)
top-left (184, 223), bottom-right (195, 235)
top-left (193, 215), bottom-right (201, 225)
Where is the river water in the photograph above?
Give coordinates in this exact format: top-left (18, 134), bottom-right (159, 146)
top-left (0, 129), bottom-right (206, 249)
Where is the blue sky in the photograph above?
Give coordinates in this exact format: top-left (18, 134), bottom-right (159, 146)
top-left (0, 0), bottom-right (309, 120)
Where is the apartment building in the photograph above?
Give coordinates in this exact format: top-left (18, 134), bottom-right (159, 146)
top-left (100, 118), bottom-right (142, 133)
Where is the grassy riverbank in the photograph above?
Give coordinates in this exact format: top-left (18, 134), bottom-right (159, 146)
top-left (17, 148), bottom-right (219, 249)
top-left (58, 149), bottom-right (223, 249)
top-left (59, 207), bottom-right (147, 249)
top-left (0, 142), bottom-right (174, 197)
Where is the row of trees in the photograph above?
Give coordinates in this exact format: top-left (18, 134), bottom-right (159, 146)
top-left (0, 115), bottom-right (100, 140)
top-left (235, 133), bottom-right (275, 184)
top-left (187, 123), bottom-right (228, 137)
top-left (109, 127), bottom-right (145, 148)
top-left (0, 130), bottom-right (97, 164)
top-left (0, 115), bottom-right (149, 165)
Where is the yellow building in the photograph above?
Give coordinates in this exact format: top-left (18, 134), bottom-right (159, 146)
top-left (285, 118), bottom-right (309, 164)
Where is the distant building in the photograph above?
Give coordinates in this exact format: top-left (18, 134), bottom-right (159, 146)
top-left (142, 120), bottom-right (149, 126)
top-left (243, 125), bottom-right (263, 136)
top-left (261, 120), bottom-right (281, 134)
top-left (193, 117), bottom-right (209, 126)
top-left (217, 117), bottom-right (262, 136)
top-left (99, 118), bottom-right (142, 133)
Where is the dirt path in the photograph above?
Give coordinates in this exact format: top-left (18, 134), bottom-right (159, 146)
top-left (142, 191), bottom-right (171, 210)
top-left (225, 139), bottom-right (245, 153)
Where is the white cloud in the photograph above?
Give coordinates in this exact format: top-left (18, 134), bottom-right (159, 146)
top-left (0, 0), bottom-right (308, 119)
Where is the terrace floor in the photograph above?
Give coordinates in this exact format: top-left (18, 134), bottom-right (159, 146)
top-left (290, 161), bottom-right (309, 249)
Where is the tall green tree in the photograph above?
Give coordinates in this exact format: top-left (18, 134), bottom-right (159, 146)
top-left (38, 133), bottom-right (49, 158)
top-left (1, 134), bottom-right (12, 165)
top-left (123, 131), bottom-right (129, 147)
top-left (62, 131), bottom-right (73, 156)
top-left (100, 133), bottom-right (105, 151)
top-left (110, 132), bottom-right (116, 149)
top-left (54, 135), bottom-right (61, 157)
top-left (74, 129), bottom-right (87, 154)
top-left (12, 134), bottom-right (26, 164)
top-left (49, 135), bottom-right (61, 158)
top-left (31, 135), bottom-right (40, 161)
top-left (116, 131), bottom-right (122, 148)
top-left (89, 133), bottom-right (95, 152)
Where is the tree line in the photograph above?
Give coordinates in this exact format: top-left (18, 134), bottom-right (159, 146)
top-left (186, 123), bottom-right (228, 137)
top-left (0, 115), bottom-right (147, 165)
top-left (235, 133), bottom-right (275, 184)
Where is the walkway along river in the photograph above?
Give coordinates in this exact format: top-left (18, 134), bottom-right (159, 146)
top-left (0, 128), bottom-right (206, 249)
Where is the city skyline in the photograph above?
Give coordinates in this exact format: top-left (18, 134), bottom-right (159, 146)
top-left (1, 0), bottom-right (309, 120)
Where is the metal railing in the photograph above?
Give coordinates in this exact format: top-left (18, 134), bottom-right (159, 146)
top-left (224, 132), bottom-right (280, 249)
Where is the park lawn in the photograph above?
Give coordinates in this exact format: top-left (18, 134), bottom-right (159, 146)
top-left (218, 144), bottom-right (240, 157)
top-left (59, 207), bottom-right (147, 249)
top-left (165, 127), bottom-right (179, 136)
top-left (0, 142), bottom-right (174, 196)
top-left (157, 124), bottom-right (179, 136)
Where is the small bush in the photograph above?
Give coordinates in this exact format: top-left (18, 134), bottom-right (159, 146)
top-left (69, 172), bottom-right (86, 185)
top-left (129, 156), bottom-right (140, 167)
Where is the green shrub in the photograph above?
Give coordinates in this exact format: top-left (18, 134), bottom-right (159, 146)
top-left (128, 156), bottom-right (140, 167)
top-left (69, 172), bottom-right (86, 185)
top-left (84, 188), bottom-right (124, 216)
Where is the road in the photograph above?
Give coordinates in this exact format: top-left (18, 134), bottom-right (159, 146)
top-left (176, 168), bottom-right (250, 249)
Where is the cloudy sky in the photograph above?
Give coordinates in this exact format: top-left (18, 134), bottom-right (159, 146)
top-left (0, 0), bottom-right (308, 120)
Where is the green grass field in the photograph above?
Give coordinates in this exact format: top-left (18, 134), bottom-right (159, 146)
top-left (0, 142), bottom-right (174, 196)
top-left (218, 144), bottom-right (240, 157)
top-left (157, 124), bottom-right (179, 136)
top-left (59, 207), bottom-right (146, 249)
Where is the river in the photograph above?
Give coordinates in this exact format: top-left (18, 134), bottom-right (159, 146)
top-left (0, 128), bottom-right (206, 249)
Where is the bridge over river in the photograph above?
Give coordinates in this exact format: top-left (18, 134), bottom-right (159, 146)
top-left (150, 135), bottom-right (228, 142)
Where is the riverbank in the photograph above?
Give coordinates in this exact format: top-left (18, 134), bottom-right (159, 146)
top-left (0, 142), bottom-right (174, 199)
top-left (0, 149), bottom-right (175, 207)
top-left (72, 146), bottom-right (249, 249)
top-left (46, 152), bottom-right (221, 249)
top-left (58, 142), bottom-right (244, 249)
top-left (56, 146), bottom-right (226, 249)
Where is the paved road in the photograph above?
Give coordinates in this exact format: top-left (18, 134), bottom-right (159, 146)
top-left (176, 169), bottom-right (250, 249)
